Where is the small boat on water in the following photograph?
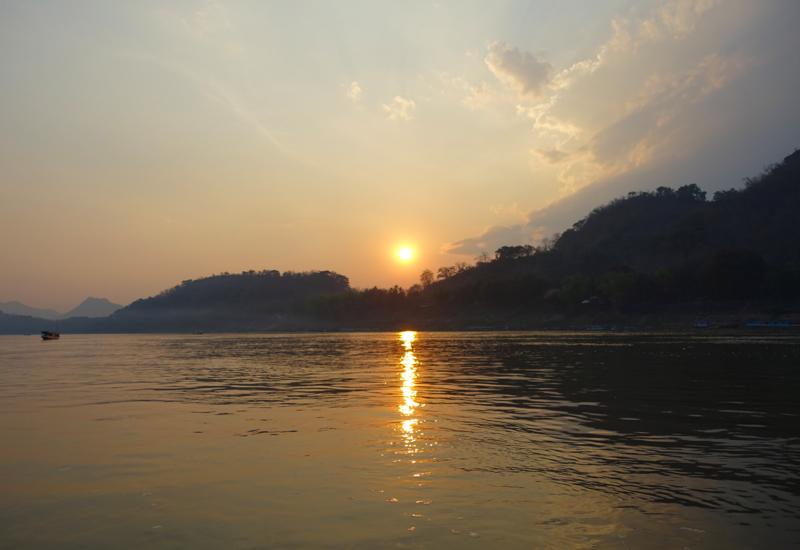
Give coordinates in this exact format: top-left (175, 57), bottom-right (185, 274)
top-left (41, 331), bottom-right (60, 340)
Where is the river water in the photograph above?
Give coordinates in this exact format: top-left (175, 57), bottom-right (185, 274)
top-left (0, 331), bottom-right (798, 549)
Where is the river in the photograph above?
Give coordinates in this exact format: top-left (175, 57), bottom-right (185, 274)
top-left (0, 331), bottom-right (798, 549)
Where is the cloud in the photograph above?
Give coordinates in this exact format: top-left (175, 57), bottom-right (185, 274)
top-left (156, 3), bottom-right (245, 56)
top-left (585, 53), bottom-right (747, 173)
top-left (383, 96), bottom-right (415, 121)
top-left (510, 0), bottom-right (731, 190)
top-left (200, 80), bottom-right (312, 163)
top-left (346, 81), bottom-right (362, 101)
top-left (442, 0), bottom-right (797, 258)
top-left (489, 202), bottom-right (526, 217)
top-left (123, 51), bottom-right (310, 164)
top-left (516, 100), bottom-right (583, 146)
top-left (438, 73), bottom-right (499, 109)
top-left (442, 224), bottom-right (533, 256)
top-left (658, 0), bottom-right (720, 39)
top-left (534, 148), bottom-right (570, 165)
top-left (463, 81), bottom-right (497, 109)
top-left (551, 58), bottom-right (602, 90)
top-left (485, 40), bottom-right (553, 100)
top-left (176, 3), bottom-right (232, 40)
top-left (602, 0), bottom-right (719, 55)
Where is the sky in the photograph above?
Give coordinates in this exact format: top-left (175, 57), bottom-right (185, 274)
top-left (1, 0), bottom-right (799, 312)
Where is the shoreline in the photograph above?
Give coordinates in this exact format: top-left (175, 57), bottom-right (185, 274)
top-left (3, 299), bottom-right (799, 335)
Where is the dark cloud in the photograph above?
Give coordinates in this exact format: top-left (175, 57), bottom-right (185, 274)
top-left (485, 41), bottom-right (553, 99)
top-left (534, 148), bottom-right (570, 164)
top-left (442, 224), bottom-right (530, 257)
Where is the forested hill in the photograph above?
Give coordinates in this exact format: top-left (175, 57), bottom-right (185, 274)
top-left (119, 270), bottom-right (350, 316)
top-left (0, 270), bottom-right (352, 334)
top-left (419, 148), bottom-right (800, 310)
top-left (548, 148), bottom-right (800, 276)
top-left (437, 149), bottom-right (800, 282)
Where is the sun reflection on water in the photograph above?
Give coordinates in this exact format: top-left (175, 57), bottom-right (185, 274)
top-left (398, 331), bottom-right (422, 454)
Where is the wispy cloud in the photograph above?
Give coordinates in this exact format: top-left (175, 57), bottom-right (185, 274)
top-left (346, 81), bottom-right (362, 101)
top-left (442, 224), bottom-right (534, 256)
top-left (659, 0), bottom-right (720, 39)
top-left (437, 73), bottom-right (500, 110)
top-left (175, 3), bottom-right (231, 40)
top-left (200, 80), bottom-right (311, 163)
top-left (485, 40), bottom-right (553, 100)
top-left (507, 0), bottom-right (728, 189)
top-left (155, 3), bottom-right (245, 56)
top-left (383, 96), bottom-right (415, 121)
top-left (445, 0), bottom-right (743, 255)
top-left (122, 50), bottom-right (310, 164)
top-left (533, 148), bottom-right (570, 165)
top-left (139, 5), bottom-right (312, 164)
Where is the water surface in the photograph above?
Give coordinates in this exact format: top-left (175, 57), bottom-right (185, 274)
top-left (1, 331), bottom-right (798, 549)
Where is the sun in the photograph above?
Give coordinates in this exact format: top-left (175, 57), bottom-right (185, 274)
top-left (398, 247), bottom-right (413, 261)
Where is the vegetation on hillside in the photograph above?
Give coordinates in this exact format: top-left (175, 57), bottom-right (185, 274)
top-left (121, 270), bottom-right (349, 315)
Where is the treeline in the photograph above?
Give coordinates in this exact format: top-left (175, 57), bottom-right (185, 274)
top-left (298, 247), bottom-right (797, 321)
top-left (121, 269), bottom-right (350, 316)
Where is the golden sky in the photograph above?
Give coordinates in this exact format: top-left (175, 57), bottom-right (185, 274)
top-left (1, 1), bottom-right (799, 311)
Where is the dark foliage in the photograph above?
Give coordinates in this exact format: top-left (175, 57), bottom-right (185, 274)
top-left (120, 269), bottom-right (349, 316)
top-left (706, 249), bottom-right (766, 299)
top-left (426, 149), bottom-right (800, 311)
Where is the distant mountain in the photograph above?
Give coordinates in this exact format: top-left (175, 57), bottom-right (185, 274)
top-left (0, 297), bottom-right (123, 321)
top-left (0, 272), bottom-right (351, 334)
top-left (0, 301), bottom-right (63, 320)
top-left (63, 297), bottom-right (123, 318)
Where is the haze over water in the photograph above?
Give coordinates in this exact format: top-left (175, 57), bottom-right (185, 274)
top-left (1, 331), bottom-right (798, 549)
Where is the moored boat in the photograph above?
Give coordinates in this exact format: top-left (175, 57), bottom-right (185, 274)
top-left (41, 331), bottom-right (60, 340)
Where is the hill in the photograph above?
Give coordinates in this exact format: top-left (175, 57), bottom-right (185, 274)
top-left (63, 297), bottom-right (123, 318)
top-left (0, 297), bottom-right (123, 320)
top-left (102, 270), bottom-right (350, 332)
top-left (422, 149), bottom-right (800, 311)
top-left (0, 301), bottom-right (63, 320)
top-left (0, 270), bottom-right (350, 334)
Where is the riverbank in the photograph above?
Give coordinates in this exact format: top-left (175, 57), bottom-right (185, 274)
top-left (3, 299), bottom-right (799, 334)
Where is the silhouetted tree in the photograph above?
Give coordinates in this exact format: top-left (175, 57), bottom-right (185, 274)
top-left (420, 269), bottom-right (434, 287)
top-left (713, 188), bottom-right (739, 202)
top-left (475, 252), bottom-right (491, 264)
top-left (677, 183), bottom-right (707, 202)
top-left (437, 266), bottom-right (457, 279)
top-left (495, 245), bottom-right (532, 261)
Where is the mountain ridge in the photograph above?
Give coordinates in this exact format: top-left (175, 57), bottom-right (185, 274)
top-left (0, 301), bottom-right (63, 320)
top-left (0, 297), bottom-right (123, 320)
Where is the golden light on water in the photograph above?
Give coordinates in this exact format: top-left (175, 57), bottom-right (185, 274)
top-left (398, 331), bottom-right (422, 453)
top-left (398, 248), bottom-right (413, 261)
top-left (400, 330), bottom-right (415, 350)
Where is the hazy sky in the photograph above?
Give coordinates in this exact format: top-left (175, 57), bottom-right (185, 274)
top-left (2, 0), bottom-right (799, 311)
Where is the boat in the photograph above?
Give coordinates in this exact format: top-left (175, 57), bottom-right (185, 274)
top-left (41, 331), bottom-right (60, 340)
